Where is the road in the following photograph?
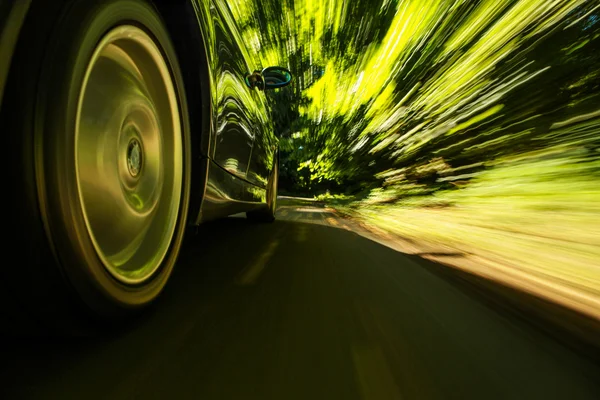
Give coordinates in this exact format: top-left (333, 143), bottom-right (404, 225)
top-left (2, 198), bottom-right (600, 399)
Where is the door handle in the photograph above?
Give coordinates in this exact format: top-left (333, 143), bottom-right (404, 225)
top-left (245, 70), bottom-right (264, 90)
top-left (245, 67), bottom-right (293, 91)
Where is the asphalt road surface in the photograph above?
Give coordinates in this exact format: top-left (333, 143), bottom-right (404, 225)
top-left (2, 199), bottom-right (600, 399)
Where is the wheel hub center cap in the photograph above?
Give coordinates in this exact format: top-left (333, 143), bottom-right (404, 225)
top-left (127, 138), bottom-right (143, 177)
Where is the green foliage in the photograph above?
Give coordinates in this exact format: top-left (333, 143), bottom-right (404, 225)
top-left (225, 0), bottom-right (599, 198)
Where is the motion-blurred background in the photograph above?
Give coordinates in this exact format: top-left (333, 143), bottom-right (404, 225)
top-left (233, 0), bottom-right (600, 320)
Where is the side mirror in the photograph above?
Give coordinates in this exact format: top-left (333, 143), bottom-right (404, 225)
top-left (262, 67), bottom-right (292, 90)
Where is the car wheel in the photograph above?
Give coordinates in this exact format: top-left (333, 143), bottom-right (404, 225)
top-left (3, 0), bottom-right (191, 332)
top-left (247, 158), bottom-right (278, 223)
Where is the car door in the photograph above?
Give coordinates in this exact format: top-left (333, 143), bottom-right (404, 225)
top-left (246, 91), bottom-right (276, 188)
top-left (210, 0), bottom-right (261, 180)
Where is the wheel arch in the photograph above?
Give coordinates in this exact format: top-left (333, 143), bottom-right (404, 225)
top-left (151, 0), bottom-right (216, 225)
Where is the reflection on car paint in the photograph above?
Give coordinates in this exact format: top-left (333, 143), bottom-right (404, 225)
top-left (246, 83), bottom-right (277, 188)
top-left (210, 0), bottom-right (261, 181)
top-left (191, 0), bottom-right (279, 196)
top-left (199, 160), bottom-right (266, 223)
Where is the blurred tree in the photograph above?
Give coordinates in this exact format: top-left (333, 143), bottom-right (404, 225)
top-left (226, 0), bottom-right (600, 197)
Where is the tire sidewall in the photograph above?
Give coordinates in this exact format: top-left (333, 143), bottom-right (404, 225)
top-left (36, 0), bottom-right (191, 316)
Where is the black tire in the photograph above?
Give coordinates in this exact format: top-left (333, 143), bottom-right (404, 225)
top-left (2, 0), bottom-right (191, 334)
top-left (246, 157), bottom-right (278, 223)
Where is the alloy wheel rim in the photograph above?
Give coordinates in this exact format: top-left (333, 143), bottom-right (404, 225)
top-left (75, 25), bottom-right (183, 284)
